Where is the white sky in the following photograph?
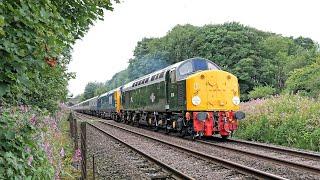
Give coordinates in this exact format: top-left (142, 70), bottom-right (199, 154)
top-left (68, 0), bottom-right (320, 96)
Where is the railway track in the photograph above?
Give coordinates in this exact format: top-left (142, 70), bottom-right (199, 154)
top-left (86, 121), bottom-right (194, 180)
top-left (75, 112), bottom-right (320, 179)
top-left (93, 120), bottom-right (286, 179)
top-left (197, 139), bottom-right (320, 175)
top-left (227, 138), bottom-right (320, 161)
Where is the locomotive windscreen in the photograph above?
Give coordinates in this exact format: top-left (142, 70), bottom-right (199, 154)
top-left (193, 58), bottom-right (208, 71)
top-left (177, 58), bottom-right (220, 80)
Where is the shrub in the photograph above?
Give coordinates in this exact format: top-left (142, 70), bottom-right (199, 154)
top-left (0, 105), bottom-right (79, 179)
top-left (235, 94), bottom-right (320, 151)
top-left (286, 60), bottom-right (320, 98)
top-left (0, 107), bottom-right (54, 179)
top-left (248, 86), bottom-right (276, 99)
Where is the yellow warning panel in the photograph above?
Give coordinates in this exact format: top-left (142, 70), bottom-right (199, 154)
top-left (186, 70), bottom-right (240, 111)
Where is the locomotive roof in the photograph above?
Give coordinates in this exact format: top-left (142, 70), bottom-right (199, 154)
top-left (122, 57), bottom-right (219, 91)
top-left (122, 61), bottom-right (182, 91)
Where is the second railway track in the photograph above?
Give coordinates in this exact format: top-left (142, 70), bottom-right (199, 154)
top-left (76, 113), bottom-right (320, 179)
top-left (227, 138), bottom-right (320, 161)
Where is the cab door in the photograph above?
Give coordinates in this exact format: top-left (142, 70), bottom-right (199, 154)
top-left (165, 68), bottom-right (178, 111)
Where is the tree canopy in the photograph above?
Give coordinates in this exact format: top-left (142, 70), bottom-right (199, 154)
top-left (81, 22), bottom-right (319, 101)
top-left (0, 0), bottom-right (117, 111)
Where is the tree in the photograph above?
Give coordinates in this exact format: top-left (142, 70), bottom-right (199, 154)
top-left (126, 22), bottom-right (320, 99)
top-left (286, 59), bottom-right (320, 98)
top-left (0, 0), bottom-right (117, 111)
top-left (83, 82), bottom-right (104, 100)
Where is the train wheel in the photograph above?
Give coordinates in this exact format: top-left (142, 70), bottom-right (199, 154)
top-left (165, 125), bottom-right (170, 134)
top-left (179, 127), bottom-right (186, 137)
top-left (153, 117), bottom-right (159, 132)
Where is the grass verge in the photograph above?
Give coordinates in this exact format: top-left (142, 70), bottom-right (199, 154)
top-left (235, 94), bottom-right (320, 152)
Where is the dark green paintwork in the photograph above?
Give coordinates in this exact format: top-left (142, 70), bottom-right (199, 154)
top-left (122, 75), bottom-right (186, 112)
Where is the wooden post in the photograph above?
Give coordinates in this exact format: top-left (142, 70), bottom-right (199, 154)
top-left (80, 122), bottom-right (87, 179)
top-left (92, 155), bottom-right (95, 180)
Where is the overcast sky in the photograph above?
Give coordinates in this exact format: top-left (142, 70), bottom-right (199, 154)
top-left (68, 0), bottom-right (319, 96)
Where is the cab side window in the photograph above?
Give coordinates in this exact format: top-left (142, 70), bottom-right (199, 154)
top-left (170, 69), bottom-right (176, 83)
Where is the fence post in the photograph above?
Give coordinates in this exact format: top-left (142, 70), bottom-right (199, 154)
top-left (80, 122), bottom-right (87, 179)
top-left (69, 113), bottom-right (74, 138)
top-left (93, 154), bottom-right (95, 180)
top-left (74, 118), bottom-right (78, 150)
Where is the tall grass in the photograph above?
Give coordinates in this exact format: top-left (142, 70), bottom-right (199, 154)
top-left (235, 94), bottom-right (320, 152)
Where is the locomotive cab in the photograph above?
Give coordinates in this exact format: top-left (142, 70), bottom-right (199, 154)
top-left (174, 58), bottom-right (245, 138)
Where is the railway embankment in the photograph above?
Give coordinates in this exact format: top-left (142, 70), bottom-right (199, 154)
top-left (235, 94), bottom-right (320, 152)
top-left (0, 105), bottom-right (81, 179)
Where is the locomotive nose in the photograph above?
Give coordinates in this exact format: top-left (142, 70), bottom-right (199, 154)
top-left (186, 70), bottom-right (241, 111)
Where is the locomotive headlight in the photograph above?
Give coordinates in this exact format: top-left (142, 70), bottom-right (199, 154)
top-left (232, 96), bottom-right (240, 105)
top-left (192, 96), bottom-right (201, 106)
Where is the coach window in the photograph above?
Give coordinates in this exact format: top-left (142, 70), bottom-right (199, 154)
top-left (151, 75), bottom-right (156, 81)
top-left (159, 72), bottom-right (164, 78)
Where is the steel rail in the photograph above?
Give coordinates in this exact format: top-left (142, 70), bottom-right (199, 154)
top-left (86, 122), bottom-right (195, 180)
top-left (96, 121), bottom-right (287, 180)
top-left (228, 138), bottom-right (320, 161)
top-left (197, 139), bottom-right (320, 175)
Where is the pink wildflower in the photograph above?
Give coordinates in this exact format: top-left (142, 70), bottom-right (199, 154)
top-left (19, 105), bottom-right (28, 113)
top-left (30, 114), bottom-right (36, 125)
top-left (72, 148), bottom-right (82, 162)
top-left (55, 171), bottom-right (61, 180)
top-left (27, 156), bottom-right (33, 166)
top-left (60, 148), bottom-right (65, 158)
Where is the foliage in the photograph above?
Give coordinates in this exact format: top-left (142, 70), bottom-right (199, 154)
top-left (128, 51), bottom-right (170, 80)
top-left (235, 94), bottom-right (320, 151)
top-left (82, 82), bottom-right (104, 100)
top-left (285, 59), bottom-right (320, 98)
top-left (248, 86), bottom-right (276, 99)
top-left (0, 0), bottom-right (117, 111)
top-left (105, 69), bottom-right (130, 92)
top-left (0, 106), bottom-right (54, 179)
top-left (0, 105), bottom-right (81, 179)
top-left (80, 22), bottom-right (319, 101)
top-left (97, 22), bottom-right (319, 101)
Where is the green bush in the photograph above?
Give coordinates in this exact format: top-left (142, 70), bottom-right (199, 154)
top-left (248, 86), bottom-right (276, 99)
top-left (0, 107), bottom-right (54, 179)
top-left (286, 60), bottom-right (320, 98)
top-left (235, 94), bottom-right (320, 151)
